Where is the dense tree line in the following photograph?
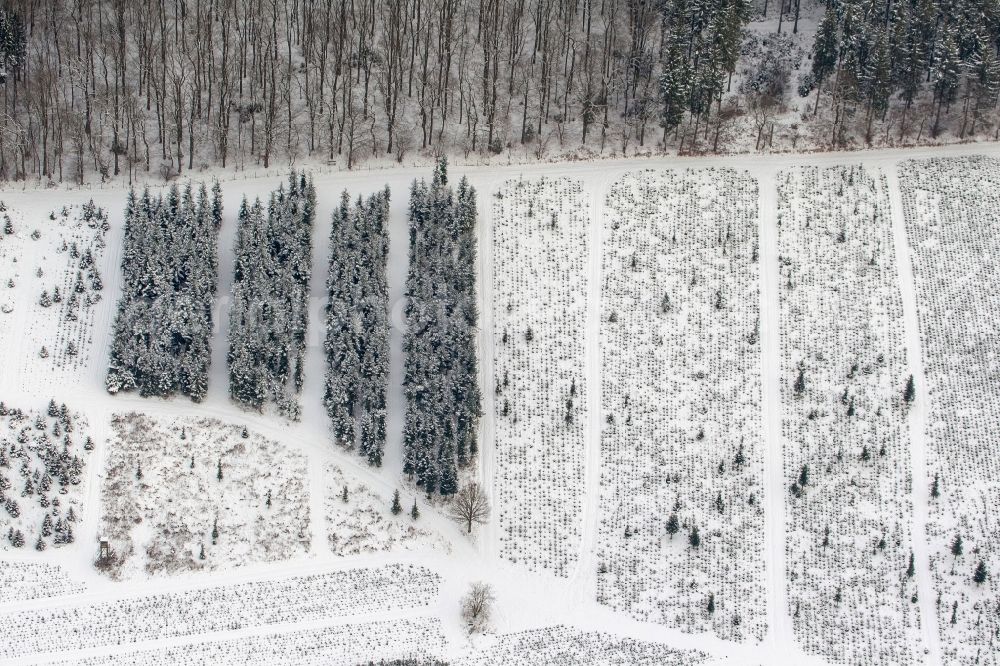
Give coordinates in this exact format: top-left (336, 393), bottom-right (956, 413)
top-left (403, 158), bottom-right (480, 496)
top-left (324, 187), bottom-right (391, 466)
top-left (801, 0), bottom-right (1000, 144)
top-left (106, 182), bottom-right (221, 400)
top-left (1, 0), bottom-right (996, 183)
top-left (228, 170), bottom-right (315, 419)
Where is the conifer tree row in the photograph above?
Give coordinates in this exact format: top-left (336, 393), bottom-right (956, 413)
top-left (228, 171), bottom-right (316, 419)
top-left (403, 158), bottom-right (481, 496)
top-left (106, 182), bottom-right (221, 401)
top-left (324, 187), bottom-right (391, 467)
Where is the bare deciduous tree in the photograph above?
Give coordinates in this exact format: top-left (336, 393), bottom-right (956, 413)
top-left (460, 581), bottom-right (495, 633)
top-left (446, 482), bottom-right (491, 534)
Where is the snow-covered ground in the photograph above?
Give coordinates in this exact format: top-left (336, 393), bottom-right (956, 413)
top-left (1, 141), bottom-right (999, 665)
top-left (898, 156), bottom-right (1000, 666)
top-left (97, 414), bottom-right (311, 579)
top-left (491, 176), bottom-right (590, 577)
top-left (777, 166), bottom-right (922, 664)
top-left (597, 168), bottom-right (765, 642)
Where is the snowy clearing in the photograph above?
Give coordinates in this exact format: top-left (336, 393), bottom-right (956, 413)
top-left (97, 413), bottom-right (310, 579)
top-left (324, 461), bottom-right (449, 557)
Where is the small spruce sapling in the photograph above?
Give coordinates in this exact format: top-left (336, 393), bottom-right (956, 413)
top-left (904, 374), bottom-right (916, 404)
top-left (666, 513), bottom-right (680, 538)
top-left (974, 560), bottom-right (988, 585)
top-left (794, 365), bottom-right (806, 395)
top-left (411, 499), bottom-right (420, 520)
top-left (391, 489), bottom-right (402, 515)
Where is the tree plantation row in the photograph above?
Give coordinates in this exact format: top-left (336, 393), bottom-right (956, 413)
top-left (488, 158), bottom-right (1000, 663)
top-left (0, 0), bottom-right (997, 184)
top-left (106, 159), bottom-right (478, 498)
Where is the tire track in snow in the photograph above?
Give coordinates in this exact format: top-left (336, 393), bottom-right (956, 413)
top-left (886, 162), bottom-right (942, 666)
top-left (757, 166), bottom-right (790, 653)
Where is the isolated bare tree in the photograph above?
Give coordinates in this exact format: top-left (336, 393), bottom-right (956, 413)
top-left (460, 581), bottom-right (495, 633)
top-left (447, 482), bottom-right (491, 534)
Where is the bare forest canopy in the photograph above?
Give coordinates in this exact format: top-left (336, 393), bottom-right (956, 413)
top-left (0, 0), bottom-right (997, 183)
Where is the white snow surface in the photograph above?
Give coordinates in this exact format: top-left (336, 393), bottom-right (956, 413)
top-left (1, 142), bottom-right (999, 664)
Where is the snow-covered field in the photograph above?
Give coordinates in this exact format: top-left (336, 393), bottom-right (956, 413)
top-left (1, 142), bottom-right (1000, 665)
top-left (777, 166), bottom-right (923, 664)
top-left (324, 461), bottom-right (449, 556)
top-left (597, 168), bottom-right (766, 642)
top-left (899, 156), bottom-right (1000, 666)
top-left (53, 617), bottom-right (449, 666)
top-left (0, 560), bottom-right (86, 603)
top-left (491, 176), bottom-right (590, 576)
top-left (462, 625), bottom-right (709, 665)
top-left (0, 564), bottom-right (440, 661)
top-left (97, 414), bottom-right (311, 579)
top-left (0, 202), bottom-right (109, 393)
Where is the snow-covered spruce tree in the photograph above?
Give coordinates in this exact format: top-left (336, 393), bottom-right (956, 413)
top-left (402, 158), bottom-right (481, 496)
top-left (228, 170), bottom-right (315, 419)
top-left (106, 183), bottom-right (221, 401)
top-left (324, 186), bottom-right (391, 466)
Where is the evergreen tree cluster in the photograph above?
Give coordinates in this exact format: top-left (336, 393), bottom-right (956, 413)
top-left (324, 188), bottom-right (391, 467)
top-left (403, 159), bottom-right (481, 496)
top-left (0, 400), bottom-right (87, 550)
top-left (658, 0), bottom-right (751, 137)
top-left (228, 171), bottom-right (316, 419)
top-left (106, 183), bottom-right (221, 401)
top-left (802, 0), bottom-right (1000, 141)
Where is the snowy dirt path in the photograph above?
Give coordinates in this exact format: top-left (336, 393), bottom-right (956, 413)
top-left (886, 165), bottom-right (942, 666)
top-left (757, 166), bottom-right (785, 641)
top-left (568, 170), bottom-right (607, 610)
top-left (475, 172), bottom-right (501, 567)
top-left (756, 165), bottom-right (808, 664)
